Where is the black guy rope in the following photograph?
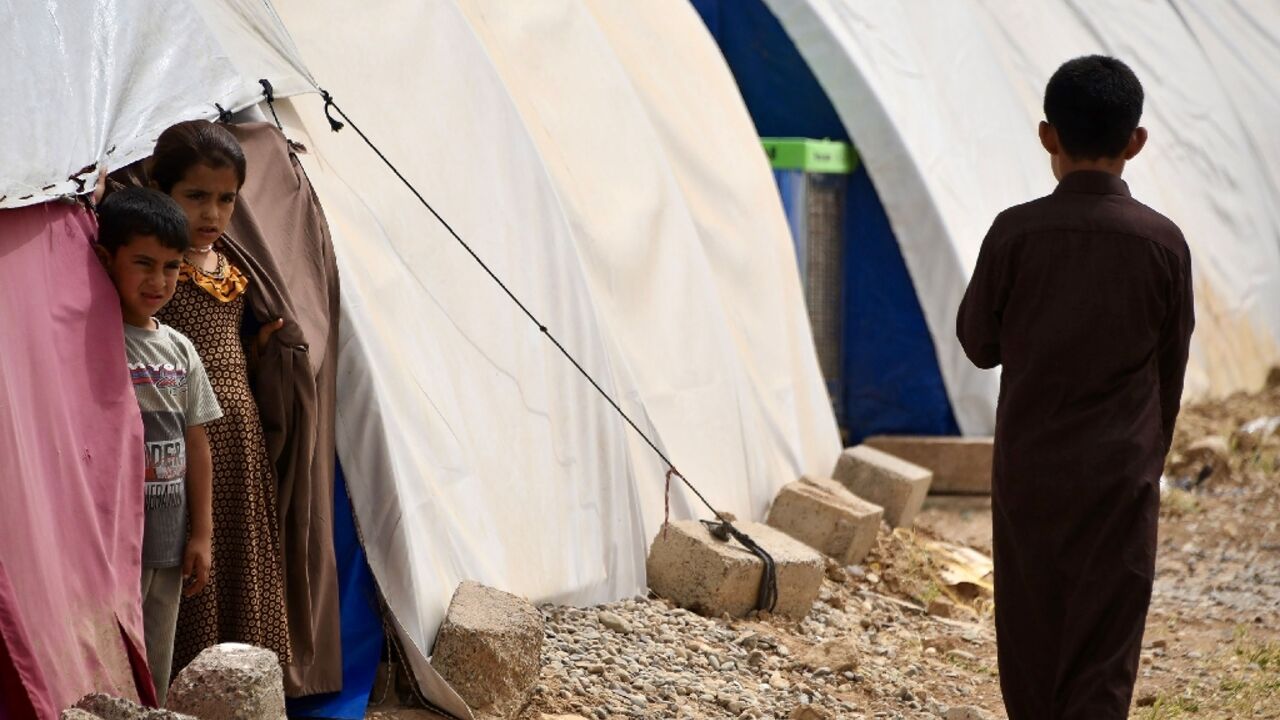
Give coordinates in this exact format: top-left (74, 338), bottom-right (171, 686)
top-left (316, 88), bottom-right (778, 612)
top-left (702, 519), bottom-right (779, 612)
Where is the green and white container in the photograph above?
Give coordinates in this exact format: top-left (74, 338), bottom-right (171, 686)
top-left (762, 138), bottom-right (857, 412)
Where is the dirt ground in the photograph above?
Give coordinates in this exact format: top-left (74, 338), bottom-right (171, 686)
top-left (370, 383), bottom-right (1280, 719)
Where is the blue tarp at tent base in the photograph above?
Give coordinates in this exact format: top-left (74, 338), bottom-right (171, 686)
top-left (691, 0), bottom-right (960, 442)
top-left (287, 461), bottom-right (384, 719)
top-left (842, 167), bottom-right (960, 440)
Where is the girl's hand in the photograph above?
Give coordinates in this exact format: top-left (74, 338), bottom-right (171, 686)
top-left (255, 318), bottom-right (285, 355)
top-left (92, 167), bottom-right (108, 206)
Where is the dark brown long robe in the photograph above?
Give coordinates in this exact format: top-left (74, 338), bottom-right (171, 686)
top-left (956, 170), bottom-right (1194, 719)
top-left (221, 123), bottom-right (343, 696)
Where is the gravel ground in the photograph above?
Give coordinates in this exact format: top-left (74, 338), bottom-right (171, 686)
top-left (1126, 384), bottom-right (1280, 719)
top-left (373, 383), bottom-right (1280, 720)
top-left (519, 545), bottom-right (1001, 720)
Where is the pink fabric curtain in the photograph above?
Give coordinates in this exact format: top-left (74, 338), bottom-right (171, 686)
top-left (0, 202), bottom-right (153, 718)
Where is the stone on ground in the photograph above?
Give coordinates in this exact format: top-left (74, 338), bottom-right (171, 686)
top-left (794, 638), bottom-right (858, 673)
top-left (766, 476), bottom-right (883, 565)
top-left (646, 520), bottom-right (824, 619)
top-left (71, 693), bottom-right (195, 719)
top-left (832, 445), bottom-right (932, 527)
top-left (1186, 435), bottom-right (1230, 464)
top-left (596, 609), bottom-right (632, 634)
top-left (864, 435), bottom-right (993, 495)
top-left (430, 581), bottom-right (544, 717)
top-left (928, 596), bottom-right (957, 618)
top-left (945, 705), bottom-right (995, 720)
top-left (823, 558), bottom-right (848, 583)
top-left (165, 643), bottom-right (285, 720)
top-left (789, 706), bottom-right (833, 720)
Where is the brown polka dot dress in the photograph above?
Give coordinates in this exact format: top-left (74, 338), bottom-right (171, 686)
top-left (158, 251), bottom-right (291, 675)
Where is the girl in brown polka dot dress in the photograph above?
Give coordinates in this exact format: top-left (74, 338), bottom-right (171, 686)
top-left (150, 120), bottom-right (291, 676)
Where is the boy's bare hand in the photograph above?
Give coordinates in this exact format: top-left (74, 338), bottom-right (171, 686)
top-left (182, 535), bottom-right (212, 597)
top-left (183, 425), bottom-right (212, 596)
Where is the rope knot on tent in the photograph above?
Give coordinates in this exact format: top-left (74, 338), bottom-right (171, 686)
top-left (319, 89), bottom-right (345, 132)
top-left (259, 79), bottom-right (283, 130)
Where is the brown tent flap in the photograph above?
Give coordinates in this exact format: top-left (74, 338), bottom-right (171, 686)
top-left (222, 122), bottom-right (343, 696)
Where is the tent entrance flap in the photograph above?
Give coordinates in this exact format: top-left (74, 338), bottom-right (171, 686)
top-left (695, 0), bottom-right (961, 441)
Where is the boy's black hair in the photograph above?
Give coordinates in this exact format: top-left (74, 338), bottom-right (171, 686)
top-left (97, 187), bottom-right (190, 254)
top-left (150, 119), bottom-right (247, 193)
top-left (1044, 55), bottom-right (1144, 160)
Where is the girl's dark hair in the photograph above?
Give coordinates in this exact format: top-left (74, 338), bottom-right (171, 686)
top-left (150, 120), bottom-right (247, 193)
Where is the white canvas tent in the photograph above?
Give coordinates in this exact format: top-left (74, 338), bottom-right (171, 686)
top-left (761, 0), bottom-right (1280, 434)
top-left (2, 0), bottom-right (839, 711)
top-left (273, 0), bottom-right (843, 693)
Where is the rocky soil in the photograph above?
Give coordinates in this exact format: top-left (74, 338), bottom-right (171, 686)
top-left (372, 382), bottom-right (1280, 720)
top-left (1129, 382), bottom-right (1280, 719)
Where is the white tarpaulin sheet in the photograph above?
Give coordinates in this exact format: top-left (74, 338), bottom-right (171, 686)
top-left (765, 0), bottom-right (1280, 433)
top-left (581, 0), bottom-right (841, 502)
top-left (0, 0), bottom-right (313, 209)
top-left (272, 0), bottom-right (837, 690)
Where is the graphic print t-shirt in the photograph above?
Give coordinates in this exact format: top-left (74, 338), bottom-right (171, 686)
top-left (124, 321), bottom-right (222, 568)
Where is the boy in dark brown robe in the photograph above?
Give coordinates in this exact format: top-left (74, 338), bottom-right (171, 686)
top-left (956, 55), bottom-right (1195, 719)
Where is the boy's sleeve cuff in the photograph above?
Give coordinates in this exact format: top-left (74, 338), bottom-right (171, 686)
top-left (188, 408), bottom-right (224, 427)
